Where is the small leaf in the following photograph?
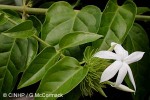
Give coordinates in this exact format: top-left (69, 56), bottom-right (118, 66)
top-left (2, 20), bottom-right (37, 38)
top-left (18, 47), bottom-right (60, 89)
top-left (93, 0), bottom-right (136, 50)
top-left (36, 57), bottom-right (88, 100)
top-left (0, 13), bottom-right (7, 25)
top-left (59, 32), bottom-right (103, 49)
top-left (137, 7), bottom-right (150, 14)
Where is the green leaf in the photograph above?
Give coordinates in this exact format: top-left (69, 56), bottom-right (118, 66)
top-left (2, 9), bottom-right (21, 23)
top-left (0, 10), bottom-right (21, 32)
top-left (0, 13), bottom-right (7, 25)
top-left (26, 37), bottom-right (38, 68)
top-left (28, 15), bottom-right (42, 35)
top-left (0, 34), bottom-right (28, 97)
top-left (42, 1), bottom-right (101, 46)
top-left (59, 32), bottom-right (103, 49)
top-left (18, 47), bottom-right (60, 89)
top-left (2, 20), bottom-right (37, 38)
top-left (137, 7), bottom-right (150, 14)
top-left (36, 57), bottom-right (88, 100)
top-left (123, 23), bottom-right (150, 100)
top-left (93, 0), bottom-right (136, 50)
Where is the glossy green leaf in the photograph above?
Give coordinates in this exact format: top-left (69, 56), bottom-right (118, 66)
top-left (0, 13), bottom-right (7, 25)
top-left (2, 20), bottom-right (37, 38)
top-left (0, 34), bottom-right (28, 98)
top-left (18, 47), bottom-right (60, 89)
top-left (42, 1), bottom-right (101, 46)
top-left (137, 7), bottom-right (150, 14)
top-left (28, 15), bottom-right (42, 35)
top-left (0, 10), bottom-right (21, 32)
top-left (2, 9), bottom-right (22, 23)
top-left (59, 32), bottom-right (103, 49)
top-left (123, 23), bottom-right (150, 100)
top-left (26, 37), bottom-right (38, 68)
top-left (36, 57), bottom-right (88, 100)
top-left (93, 0), bottom-right (136, 50)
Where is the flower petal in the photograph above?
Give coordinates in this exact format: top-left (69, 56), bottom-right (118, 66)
top-left (114, 84), bottom-right (135, 93)
top-left (115, 63), bottom-right (128, 86)
top-left (94, 51), bottom-right (120, 60)
top-left (108, 81), bottom-right (135, 92)
top-left (126, 64), bottom-right (136, 91)
top-left (113, 44), bottom-right (128, 59)
top-left (100, 61), bottom-right (122, 82)
top-left (124, 52), bottom-right (145, 64)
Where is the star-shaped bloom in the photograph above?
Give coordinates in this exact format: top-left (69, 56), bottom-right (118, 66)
top-left (94, 42), bottom-right (144, 91)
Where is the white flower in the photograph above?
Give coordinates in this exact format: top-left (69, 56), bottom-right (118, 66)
top-left (94, 42), bottom-right (144, 91)
top-left (108, 81), bottom-right (135, 92)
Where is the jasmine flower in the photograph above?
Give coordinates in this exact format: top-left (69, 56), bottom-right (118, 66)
top-left (94, 42), bottom-right (144, 91)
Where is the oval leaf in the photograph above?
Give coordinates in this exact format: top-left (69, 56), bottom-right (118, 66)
top-left (18, 47), bottom-right (60, 89)
top-left (36, 57), bottom-right (88, 100)
top-left (93, 0), bottom-right (136, 50)
top-left (137, 7), bottom-right (150, 15)
top-left (59, 32), bottom-right (103, 49)
top-left (2, 20), bottom-right (37, 38)
top-left (42, 1), bottom-right (101, 46)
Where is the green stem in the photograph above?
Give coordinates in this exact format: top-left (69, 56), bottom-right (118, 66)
top-left (79, 61), bottom-right (85, 65)
top-left (135, 15), bottom-right (150, 21)
top-left (0, 4), bottom-right (47, 14)
top-left (0, 4), bottom-right (150, 21)
top-left (73, 0), bottom-right (81, 8)
top-left (33, 35), bottom-right (51, 47)
top-left (22, 0), bottom-right (27, 20)
top-left (5, 16), bottom-right (18, 25)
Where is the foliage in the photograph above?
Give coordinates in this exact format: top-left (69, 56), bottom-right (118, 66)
top-left (0, 0), bottom-right (149, 100)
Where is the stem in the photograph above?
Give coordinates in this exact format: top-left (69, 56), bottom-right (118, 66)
top-left (73, 0), bottom-right (81, 8)
top-left (22, 0), bottom-right (27, 20)
top-left (33, 35), bottom-right (51, 47)
top-left (79, 61), bottom-right (85, 65)
top-left (5, 16), bottom-right (18, 25)
top-left (135, 15), bottom-right (150, 21)
top-left (0, 4), bottom-right (47, 14)
top-left (0, 4), bottom-right (150, 21)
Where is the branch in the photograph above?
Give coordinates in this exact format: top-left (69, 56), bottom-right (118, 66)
top-left (0, 4), bottom-right (47, 14)
top-left (0, 4), bottom-right (150, 21)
